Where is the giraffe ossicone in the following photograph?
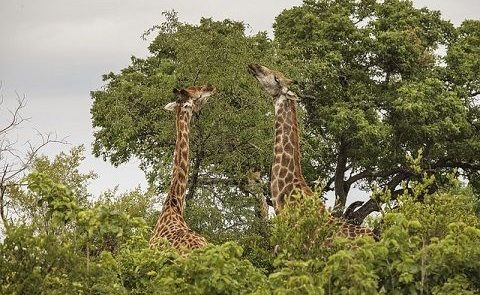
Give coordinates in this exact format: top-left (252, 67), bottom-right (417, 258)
top-left (149, 85), bottom-right (216, 252)
top-left (248, 64), bottom-right (377, 240)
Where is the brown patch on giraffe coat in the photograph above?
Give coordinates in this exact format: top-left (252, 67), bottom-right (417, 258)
top-left (284, 142), bottom-right (294, 154)
top-left (288, 160), bottom-right (294, 171)
top-left (275, 136), bottom-right (282, 145)
top-left (275, 145), bottom-right (282, 154)
top-left (281, 155), bottom-right (290, 167)
top-left (277, 115), bottom-right (284, 124)
top-left (272, 164), bottom-right (280, 175)
top-left (285, 173), bottom-right (293, 184)
top-left (179, 140), bottom-right (187, 150)
top-left (284, 183), bottom-right (293, 195)
top-left (177, 172), bottom-right (186, 182)
top-left (271, 188), bottom-right (280, 201)
top-left (277, 179), bottom-right (285, 189)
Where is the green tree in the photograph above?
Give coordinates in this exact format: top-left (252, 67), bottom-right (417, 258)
top-left (0, 148), bottom-right (155, 294)
top-left (94, 186), bottom-right (157, 228)
top-left (91, 11), bottom-right (275, 241)
top-left (0, 170), bottom-right (149, 294)
top-left (3, 146), bottom-right (154, 251)
top-left (4, 146), bottom-right (95, 233)
top-left (273, 0), bottom-right (480, 221)
top-left (91, 3), bottom-right (480, 229)
top-left (0, 161), bottom-right (271, 294)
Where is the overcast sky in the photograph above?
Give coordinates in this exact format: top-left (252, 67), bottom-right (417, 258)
top-left (0, 0), bottom-right (479, 201)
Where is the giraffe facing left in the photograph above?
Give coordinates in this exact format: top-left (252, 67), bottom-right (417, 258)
top-left (149, 85), bottom-right (216, 253)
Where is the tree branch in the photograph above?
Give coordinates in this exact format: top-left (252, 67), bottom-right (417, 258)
top-left (343, 200), bottom-right (364, 224)
top-left (347, 198), bottom-right (380, 224)
top-left (346, 167), bottom-right (410, 187)
top-left (0, 94), bottom-right (29, 135)
top-left (322, 176), bottom-right (335, 192)
top-left (186, 148), bottom-right (203, 201)
top-left (0, 94), bottom-right (68, 229)
top-left (333, 142), bottom-right (349, 216)
top-left (0, 165), bottom-right (8, 226)
top-left (347, 172), bottom-right (411, 223)
top-left (431, 159), bottom-right (480, 171)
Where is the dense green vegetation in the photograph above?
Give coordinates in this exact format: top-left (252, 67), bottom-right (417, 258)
top-left (1, 0), bottom-right (480, 293)
top-left (1, 149), bottom-right (479, 294)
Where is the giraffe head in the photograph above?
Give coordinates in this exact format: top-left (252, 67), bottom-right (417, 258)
top-left (164, 84), bottom-right (216, 113)
top-left (247, 64), bottom-right (295, 97)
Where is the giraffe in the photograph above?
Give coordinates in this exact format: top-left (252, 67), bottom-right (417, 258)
top-left (149, 85), bottom-right (216, 252)
top-left (247, 64), bottom-right (377, 240)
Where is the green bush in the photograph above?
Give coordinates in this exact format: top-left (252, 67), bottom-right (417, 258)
top-left (266, 178), bottom-right (480, 294)
top-left (0, 226), bottom-right (87, 295)
top-left (1, 155), bottom-right (480, 294)
top-left (146, 242), bottom-right (268, 294)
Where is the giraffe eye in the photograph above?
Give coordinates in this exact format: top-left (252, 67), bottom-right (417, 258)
top-left (274, 76), bottom-right (280, 83)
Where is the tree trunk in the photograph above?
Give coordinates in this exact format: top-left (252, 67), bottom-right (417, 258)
top-left (333, 142), bottom-right (348, 217)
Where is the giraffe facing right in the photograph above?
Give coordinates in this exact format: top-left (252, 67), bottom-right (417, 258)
top-left (248, 64), bottom-right (377, 240)
top-left (149, 85), bottom-right (216, 252)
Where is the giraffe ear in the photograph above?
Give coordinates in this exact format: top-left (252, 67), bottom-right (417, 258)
top-left (164, 102), bottom-right (178, 111)
top-left (173, 88), bottom-right (189, 97)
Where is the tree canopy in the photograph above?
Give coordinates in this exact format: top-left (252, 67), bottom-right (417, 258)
top-left (273, 0), bottom-right (480, 221)
top-left (92, 1), bottom-right (480, 226)
top-left (91, 12), bottom-right (275, 240)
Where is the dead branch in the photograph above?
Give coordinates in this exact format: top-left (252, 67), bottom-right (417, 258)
top-left (0, 94), bottom-right (67, 228)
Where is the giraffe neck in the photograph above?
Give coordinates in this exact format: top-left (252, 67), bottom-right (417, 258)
top-left (271, 91), bottom-right (313, 212)
top-left (162, 109), bottom-right (192, 215)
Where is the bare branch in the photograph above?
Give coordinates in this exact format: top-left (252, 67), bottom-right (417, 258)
top-left (0, 95), bottom-right (29, 135)
top-left (0, 94), bottom-right (68, 229)
top-left (343, 200), bottom-right (364, 224)
top-left (348, 198), bottom-right (381, 223)
top-left (347, 172), bottom-right (412, 223)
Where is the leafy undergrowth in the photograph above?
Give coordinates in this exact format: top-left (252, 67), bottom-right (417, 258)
top-left (1, 171), bottom-right (480, 294)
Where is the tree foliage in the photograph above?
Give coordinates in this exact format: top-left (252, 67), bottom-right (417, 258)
top-left (91, 11), bottom-right (275, 240)
top-left (91, 2), bottom-right (480, 229)
top-left (273, 0), bottom-right (480, 221)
